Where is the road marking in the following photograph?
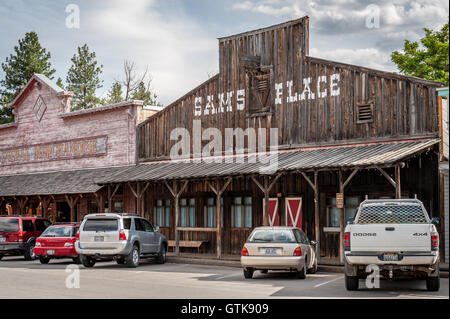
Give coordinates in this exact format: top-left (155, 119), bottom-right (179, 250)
top-left (314, 276), bottom-right (344, 288)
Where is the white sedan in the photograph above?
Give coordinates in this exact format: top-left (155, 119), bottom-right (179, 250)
top-left (240, 226), bottom-right (318, 279)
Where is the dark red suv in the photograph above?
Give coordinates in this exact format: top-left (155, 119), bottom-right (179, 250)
top-left (0, 216), bottom-right (51, 261)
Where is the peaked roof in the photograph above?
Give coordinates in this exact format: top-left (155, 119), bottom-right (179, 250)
top-left (6, 74), bottom-right (66, 108)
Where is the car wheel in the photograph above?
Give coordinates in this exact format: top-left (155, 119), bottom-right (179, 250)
top-left (156, 244), bottom-right (166, 264)
top-left (39, 256), bottom-right (50, 264)
top-left (345, 274), bottom-right (359, 291)
top-left (126, 245), bottom-right (140, 268)
top-left (24, 243), bottom-right (36, 261)
top-left (296, 263), bottom-right (307, 279)
top-left (72, 257), bottom-right (82, 264)
top-left (81, 255), bottom-right (96, 268)
top-left (243, 268), bottom-right (254, 279)
top-left (426, 276), bottom-right (440, 291)
top-left (308, 258), bottom-right (318, 274)
top-left (0, 254), bottom-right (4, 261)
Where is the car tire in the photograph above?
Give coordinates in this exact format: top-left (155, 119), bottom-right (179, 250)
top-left (296, 263), bottom-right (307, 279)
top-left (39, 256), bottom-right (50, 264)
top-left (72, 257), bottom-right (82, 264)
top-left (126, 244), bottom-right (140, 268)
top-left (243, 268), bottom-right (254, 279)
top-left (345, 274), bottom-right (359, 291)
top-left (156, 244), bottom-right (166, 264)
top-left (426, 276), bottom-right (440, 291)
top-left (81, 255), bottom-right (96, 268)
top-left (0, 254), bottom-right (4, 261)
top-left (308, 258), bottom-right (318, 274)
top-left (24, 243), bottom-right (36, 261)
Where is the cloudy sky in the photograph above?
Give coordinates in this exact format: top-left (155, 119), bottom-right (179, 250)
top-left (0, 0), bottom-right (448, 106)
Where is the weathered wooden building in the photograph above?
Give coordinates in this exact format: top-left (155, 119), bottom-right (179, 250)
top-left (97, 17), bottom-right (445, 262)
top-left (1, 17), bottom-right (446, 263)
top-left (0, 74), bottom-right (158, 222)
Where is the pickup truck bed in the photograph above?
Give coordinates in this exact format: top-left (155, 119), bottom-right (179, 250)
top-left (343, 199), bottom-right (440, 291)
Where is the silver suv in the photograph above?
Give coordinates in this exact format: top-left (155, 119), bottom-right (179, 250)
top-left (75, 213), bottom-right (168, 268)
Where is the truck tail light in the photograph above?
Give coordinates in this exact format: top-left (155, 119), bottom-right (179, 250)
top-left (18, 232), bottom-right (23, 243)
top-left (431, 233), bottom-right (439, 251)
top-left (119, 230), bottom-right (127, 241)
top-left (293, 247), bottom-right (302, 256)
top-left (344, 232), bottom-right (350, 251)
top-left (242, 247), bottom-right (248, 256)
top-left (75, 230), bottom-right (80, 241)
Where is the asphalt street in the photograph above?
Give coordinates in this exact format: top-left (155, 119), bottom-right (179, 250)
top-left (0, 256), bottom-right (448, 299)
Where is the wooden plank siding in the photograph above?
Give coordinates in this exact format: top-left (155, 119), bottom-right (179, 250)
top-left (137, 17), bottom-right (441, 162)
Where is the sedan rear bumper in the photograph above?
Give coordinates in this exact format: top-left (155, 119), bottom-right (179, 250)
top-left (34, 246), bottom-right (78, 258)
top-left (241, 256), bottom-right (305, 271)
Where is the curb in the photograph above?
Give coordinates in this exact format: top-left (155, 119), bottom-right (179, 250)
top-left (166, 257), bottom-right (449, 278)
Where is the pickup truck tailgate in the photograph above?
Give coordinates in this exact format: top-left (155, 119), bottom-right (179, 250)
top-left (350, 224), bottom-right (432, 252)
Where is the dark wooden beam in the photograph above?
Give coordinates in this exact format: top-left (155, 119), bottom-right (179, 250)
top-left (207, 177), bottom-right (232, 259)
top-left (251, 173), bottom-right (282, 226)
top-left (165, 180), bottom-right (189, 255)
top-left (395, 164), bottom-right (401, 199)
top-left (375, 166), bottom-right (397, 188)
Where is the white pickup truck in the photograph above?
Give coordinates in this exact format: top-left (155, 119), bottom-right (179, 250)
top-left (344, 199), bottom-right (440, 291)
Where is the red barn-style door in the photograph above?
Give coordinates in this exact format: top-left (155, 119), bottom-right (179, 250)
top-left (267, 198), bottom-right (279, 226)
top-left (285, 197), bottom-right (302, 229)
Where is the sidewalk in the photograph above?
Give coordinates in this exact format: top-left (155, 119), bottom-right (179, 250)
top-left (166, 252), bottom-right (449, 277)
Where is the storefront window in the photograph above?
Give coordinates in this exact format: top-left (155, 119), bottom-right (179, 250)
top-left (155, 199), bottom-right (170, 227)
top-left (327, 196), bottom-right (360, 227)
top-left (88, 200), bottom-right (98, 214)
top-left (180, 198), bottom-right (195, 227)
top-left (204, 197), bottom-right (224, 228)
top-left (232, 196), bottom-right (252, 228)
top-left (114, 200), bottom-right (123, 213)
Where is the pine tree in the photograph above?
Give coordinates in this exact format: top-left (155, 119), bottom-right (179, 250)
top-left (131, 81), bottom-right (159, 106)
top-left (56, 77), bottom-right (64, 90)
top-left (66, 44), bottom-right (103, 110)
top-left (0, 31), bottom-right (55, 124)
top-left (106, 81), bottom-right (123, 104)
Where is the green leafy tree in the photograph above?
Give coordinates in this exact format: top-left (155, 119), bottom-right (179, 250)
top-left (106, 81), bottom-right (123, 104)
top-left (391, 21), bottom-right (449, 85)
top-left (66, 44), bottom-right (103, 110)
top-left (0, 31), bottom-right (55, 124)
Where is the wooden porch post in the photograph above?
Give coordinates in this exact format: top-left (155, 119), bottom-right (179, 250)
top-left (65, 194), bottom-right (80, 222)
top-left (251, 173), bottom-right (283, 226)
top-left (300, 170), bottom-right (321, 261)
top-left (395, 164), bottom-right (402, 199)
top-left (338, 168), bottom-right (359, 264)
top-left (38, 196), bottom-right (52, 218)
top-left (128, 182), bottom-right (150, 217)
top-left (15, 196), bottom-right (28, 215)
top-left (207, 177), bottom-right (232, 259)
top-left (165, 180), bottom-right (189, 256)
top-left (107, 184), bottom-right (120, 213)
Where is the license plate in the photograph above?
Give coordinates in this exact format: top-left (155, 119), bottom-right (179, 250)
top-left (260, 248), bottom-right (280, 255)
top-left (383, 253), bottom-right (398, 261)
top-left (47, 250), bottom-right (55, 255)
top-left (0, 237), bottom-right (5, 243)
top-left (94, 236), bottom-right (104, 242)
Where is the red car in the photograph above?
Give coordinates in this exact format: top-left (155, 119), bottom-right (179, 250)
top-left (34, 223), bottom-right (81, 264)
top-left (0, 216), bottom-right (51, 261)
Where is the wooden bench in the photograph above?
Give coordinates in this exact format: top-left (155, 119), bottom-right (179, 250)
top-left (168, 240), bottom-right (208, 254)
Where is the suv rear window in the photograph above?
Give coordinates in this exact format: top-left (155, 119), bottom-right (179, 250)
top-left (357, 205), bottom-right (427, 224)
top-left (83, 219), bottom-right (119, 231)
top-left (0, 219), bottom-right (19, 232)
top-left (248, 229), bottom-right (297, 243)
top-left (42, 226), bottom-right (73, 238)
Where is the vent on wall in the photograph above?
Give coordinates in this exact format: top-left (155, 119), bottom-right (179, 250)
top-left (356, 102), bottom-right (374, 124)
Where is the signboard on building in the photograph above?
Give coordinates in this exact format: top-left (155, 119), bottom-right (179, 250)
top-left (0, 136), bottom-right (107, 167)
top-left (336, 193), bottom-right (344, 209)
